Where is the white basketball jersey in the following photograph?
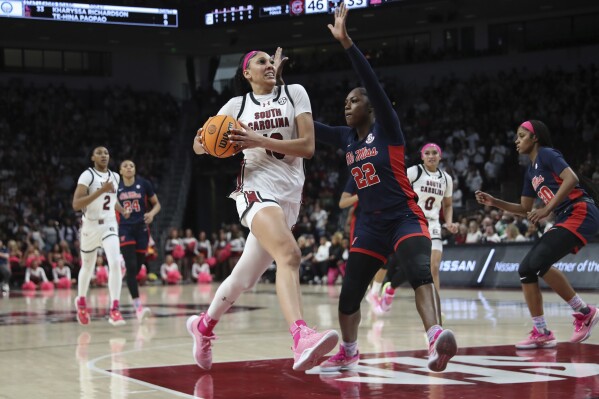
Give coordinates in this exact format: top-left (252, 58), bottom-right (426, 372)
top-left (219, 84), bottom-right (312, 203)
top-left (407, 164), bottom-right (453, 221)
top-left (76, 168), bottom-right (120, 221)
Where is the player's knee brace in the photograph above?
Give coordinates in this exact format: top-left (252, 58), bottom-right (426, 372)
top-left (338, 279), bottom-right (368, 315)
top-left (393, 254), bottom-right (433, 290)
top-left (518, 254), bottom-right (553, 284)
top-left (405, 266), bottom-right (434, 290)
top-left (518, 260), bottom-right (539, 284)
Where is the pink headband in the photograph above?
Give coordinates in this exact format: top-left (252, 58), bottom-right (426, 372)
top-left (520, 121), bottom-right (535, 135)
top-left (421, 143), bottom-right (442, 158)
top-left (242, 50), bottom-right (259, 70)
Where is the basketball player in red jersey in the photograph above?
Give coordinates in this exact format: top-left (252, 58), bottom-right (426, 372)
top-left (189, 48), bottom-right (338, 372)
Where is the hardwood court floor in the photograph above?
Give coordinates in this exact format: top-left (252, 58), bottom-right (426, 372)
top-left (1, 283), bottom-right (599, 398)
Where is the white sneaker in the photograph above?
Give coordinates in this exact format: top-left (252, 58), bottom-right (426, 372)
top-left (136, 307), bottom-right (152, 323)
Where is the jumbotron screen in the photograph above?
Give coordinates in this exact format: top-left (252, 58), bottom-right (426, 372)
top-left (0, 1), bottom-right (178, 27)
top-left (204, 0), bottom-right (404, 26)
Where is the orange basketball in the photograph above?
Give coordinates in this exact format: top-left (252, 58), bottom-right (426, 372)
top-left (200, 115), bottom-right (241, 158)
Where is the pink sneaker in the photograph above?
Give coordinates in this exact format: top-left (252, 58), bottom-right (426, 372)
top-left (109, 308), bottom-right (126, 326)
top-left (319, 370), bottom-right (360, 398)
top-left (75, 296), bottom-right (90, 325)
top-left (365, 288), bottom-right (379, 307)
top-left (187, 314), bottom-right (216, 370)
top-left (427, 329), bottom-right (457, 372)
top-left (515, 327), bottom-right (557, 349)
top-left (374, 282), bottom-right (394, 315)
top-left (194, 374), bottom-right (214, 399)
top-left (571, 305), bottom-right (599, 343)
top-left (319, 345), bottom-right (360, 372)
top-left (292, 326), bottom-right (339, 371)
top-left (136, 307), bottom-right (152, 323)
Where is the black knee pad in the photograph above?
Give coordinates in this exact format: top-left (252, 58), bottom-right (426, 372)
top-left (518, 257), bottom-right (539, 284)
top-left (392, 236), bottom-right (433, 290)
top-left (338, 253), bottom-right (381, 315)
top-left (518, 237), bottom-right (566, 284)
top-left (338, 286), bottom-right (363, 315)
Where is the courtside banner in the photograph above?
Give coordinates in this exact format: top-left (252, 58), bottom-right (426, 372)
top-left (440, 243), bottom-right (599, 289)
top-left (437, 244), bottom-right (494, 287)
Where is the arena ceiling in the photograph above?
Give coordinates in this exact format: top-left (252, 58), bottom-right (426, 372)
top-left (1, 0), bottom-right (598, 56)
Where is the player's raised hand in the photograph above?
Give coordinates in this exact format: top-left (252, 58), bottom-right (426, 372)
top-left (273, 47), bottom-right (288, 85)
top-left (327, 2), bottom-right (352, 48)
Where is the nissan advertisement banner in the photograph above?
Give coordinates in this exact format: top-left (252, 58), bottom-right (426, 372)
top-left (440, 243), bottom-right (599, 290)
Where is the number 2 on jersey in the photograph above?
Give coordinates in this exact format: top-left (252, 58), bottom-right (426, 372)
top-left (351, 162), bottom-right (380, 189)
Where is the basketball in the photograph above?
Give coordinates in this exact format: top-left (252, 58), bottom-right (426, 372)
top-left (200, 115), bottom-right (241, 158)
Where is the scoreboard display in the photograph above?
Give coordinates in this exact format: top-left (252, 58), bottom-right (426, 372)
top-left (205, 0), bottom-right (403, 26)
top-left (0, 1), bottom-right (178, 27)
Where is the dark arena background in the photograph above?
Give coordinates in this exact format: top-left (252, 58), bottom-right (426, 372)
top-left (1, 1), bottom-right (599, 398)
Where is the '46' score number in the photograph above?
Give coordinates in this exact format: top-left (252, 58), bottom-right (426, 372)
top-left (304, 0), bottom-right (367, 15)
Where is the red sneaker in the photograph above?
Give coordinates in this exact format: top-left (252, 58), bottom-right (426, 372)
top-left (108, 308), bottom-right (126, 326)
top-left (75, 296), bottom-right (90, 325)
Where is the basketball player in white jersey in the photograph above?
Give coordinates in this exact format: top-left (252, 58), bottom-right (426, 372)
top-left (409, 143), bottom-right (459, 291)
top-left (72, 146), bottom-right (131, 326)
top-left (190, 48), bottom-right (338, 372)
top-left (376, 143), bottom-right (459, 313)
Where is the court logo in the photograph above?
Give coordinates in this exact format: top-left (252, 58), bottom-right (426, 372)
top-left (308, 353), bottom-right (599, 385)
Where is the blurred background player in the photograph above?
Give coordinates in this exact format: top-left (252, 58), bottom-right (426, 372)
top-left (72, 146), bottom-right (131, 326)
top-left (376, 143), bottom-right (459, 314)
top-left (118, 159), bottom-right (161, 323)
top-left (0, 240), bottom-right (10, 295)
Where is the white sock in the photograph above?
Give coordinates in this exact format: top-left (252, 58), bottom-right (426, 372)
top-left (342, 341), bottom-right (358, 357)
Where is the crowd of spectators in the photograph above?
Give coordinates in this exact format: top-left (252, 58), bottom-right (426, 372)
top-left (2, 58), bottom-right (599, 290)
top-left (0, 80), bottom-right (179, 290)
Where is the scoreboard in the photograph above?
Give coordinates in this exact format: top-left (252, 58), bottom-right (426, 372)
top-left (0, 1), bottom-right (178, 27)
top-left (205, 0), bottom-right (403, 26)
